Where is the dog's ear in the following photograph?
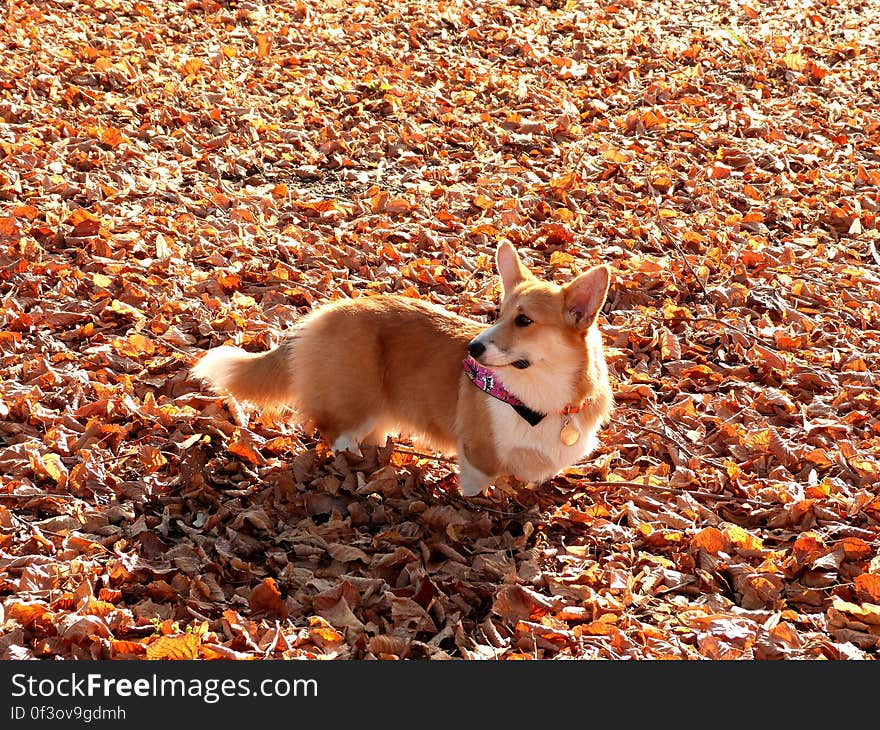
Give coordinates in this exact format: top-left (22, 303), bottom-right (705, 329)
top-left (563, 265), bottom-right (610, 331)
top-left (496, 241), bottom-right (530, 294)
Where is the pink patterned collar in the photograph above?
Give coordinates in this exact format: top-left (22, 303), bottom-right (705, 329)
top-left (462, 357), bottom-right (591, 427)
top-left (462, 356), bottom-right (546, 426)
top-left (462, 356), bottom-right (525, 408)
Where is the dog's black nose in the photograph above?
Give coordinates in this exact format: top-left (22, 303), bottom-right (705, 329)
top-left (467, 341), bottom-right (485, 359)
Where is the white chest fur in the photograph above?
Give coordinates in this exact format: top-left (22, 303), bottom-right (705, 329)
top-left (486, 398), bottom-right (600, 483)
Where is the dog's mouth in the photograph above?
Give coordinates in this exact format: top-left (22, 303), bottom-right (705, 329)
top-left (473, 355), bottom-right (531, 370)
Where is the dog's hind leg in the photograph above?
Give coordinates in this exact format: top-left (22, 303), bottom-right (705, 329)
top-left (329, 419), bottom-right (386, 456)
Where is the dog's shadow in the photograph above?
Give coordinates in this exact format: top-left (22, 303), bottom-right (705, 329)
top-left (129, 436), bottom-right (580, 658)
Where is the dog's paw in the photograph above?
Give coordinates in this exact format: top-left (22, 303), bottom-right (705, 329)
top-left (457, 453), bottom-right (493, 497)
top-left (457, 470), bottom-right (492, 497)
top-left (458, 481), bottom-right (488, 497)
top-left (331, 435), bottom-right (363, 457)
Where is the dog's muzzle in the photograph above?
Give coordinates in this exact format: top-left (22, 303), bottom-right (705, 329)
top-left (467, 339), bottom-right (529, 369)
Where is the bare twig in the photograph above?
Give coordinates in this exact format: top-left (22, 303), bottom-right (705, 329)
top-left (579, 480), bottom-right (777, 509)
top-left (662, 314), bottom-right (783, 352)
top-left (393, 447), bottom-right (456, 464)
top-left (0, 492), bottom-right (80, 500)
top-left (647, 184), bottom-right (709, 299)
top-left (607, 416), bottom-right (729, 471)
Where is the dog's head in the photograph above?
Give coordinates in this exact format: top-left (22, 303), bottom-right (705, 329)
top-left (467, 242), bottom-right (610, 378)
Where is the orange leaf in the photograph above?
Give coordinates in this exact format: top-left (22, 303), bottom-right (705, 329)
top-left (216, 272), bottom-right (240, 292)
top-left (181, 58), bottom-right (206, 76)
top-left (249, 578), bottom-right (288, 618)
top-left (66, 208), bottom-right (103, 236)
top-left (640, 109), bottom-right (667, 128)
top-left (804, 448), bottom-right (833, 468)
top-left (807, 61), bottom-right (827, 80)
top-left (99, 126), bottom-right (124, 147)
top-left (112, 333), bottom-right (156, 357)
top-left (691, 527), bottom-right (725, 554)
top-left (13, 204), bottom-right (41, 219)
top-left (84, 598), bottom-right (117, 616)
top-left (0, 217), bottom-right (19, 237)
top-left (379, 242), bottom-right (400, 262)
top-left (399, 285), bottom-right (421, 299)
top-left (679, 364), bottom-right (722, 381)
top-left (370, 190), bottom-right (389, 213)
top-left (146, 633), bottom-right (201, 660)
top-left (472, 194), bottom-right (494, 209)
top-left (854, 574), bottom-right (880, 603)
top-left (308, 616), bottom-right (343, 646)
top-left (792, 533), bottom-right (826, 566)
top-left (98, 588), bottom-right (122, 602)
top-left (549, 251), bottom-right (574, 267)
top-left (743, 184), bottom-right (761, 200)
top-left (385, 196), bottom-right (412, 214)
top-left (228, 438), bottom-right (265, 466)
top-left (6, 601), bottom-right (53, 629)
top-left (659, 327), bottom-right (681, 360)
top-left (550, 171), bottom-right (577, 191)
top-left (212, 192), bottom-right (232, 209)
top-left (230, 207), bottom-right (256, 223)
top-left (838, 537), bottom-right (873, 561)
top-left (706, 162), bottom-right (731, 179)
top-left (109, 639), bottom-right (147, 656)
top-left (255, 32), bottom-right (273, 59)
top-left (723, 524), bottom-right (763, 552)
top-left (543, 223), bottom-right (574, 247)
top-left (139, 444), bottom-right (168, 473)
top-left (574, 620), bottom-right (615, 636)
top-left (602, 147), bottom-right (629, 164)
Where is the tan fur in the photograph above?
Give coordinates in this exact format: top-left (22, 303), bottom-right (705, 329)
top-left (191, 342), bottom-right (298, 411)
top-left (192, 242), bottom-right (613, 496)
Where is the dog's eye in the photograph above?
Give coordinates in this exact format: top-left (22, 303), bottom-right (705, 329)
top-left (514, 313), bottom-right (532, 327)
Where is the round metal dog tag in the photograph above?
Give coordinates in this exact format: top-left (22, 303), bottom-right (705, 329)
top-left (560, 419), bottom-right (580, 446)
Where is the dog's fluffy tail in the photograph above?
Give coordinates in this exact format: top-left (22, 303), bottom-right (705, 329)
top-left (192, 338), bottom-right (296, 410)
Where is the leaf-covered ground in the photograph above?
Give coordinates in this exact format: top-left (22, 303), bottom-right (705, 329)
top-left (1, 0), bottom-right (879, 660)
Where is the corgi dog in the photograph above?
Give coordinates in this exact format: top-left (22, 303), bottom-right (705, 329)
top-left (192, 242), bottom-right (613, 497)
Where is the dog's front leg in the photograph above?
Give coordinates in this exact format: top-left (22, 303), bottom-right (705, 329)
top-left (457, 450), bottom-right (494, 497)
